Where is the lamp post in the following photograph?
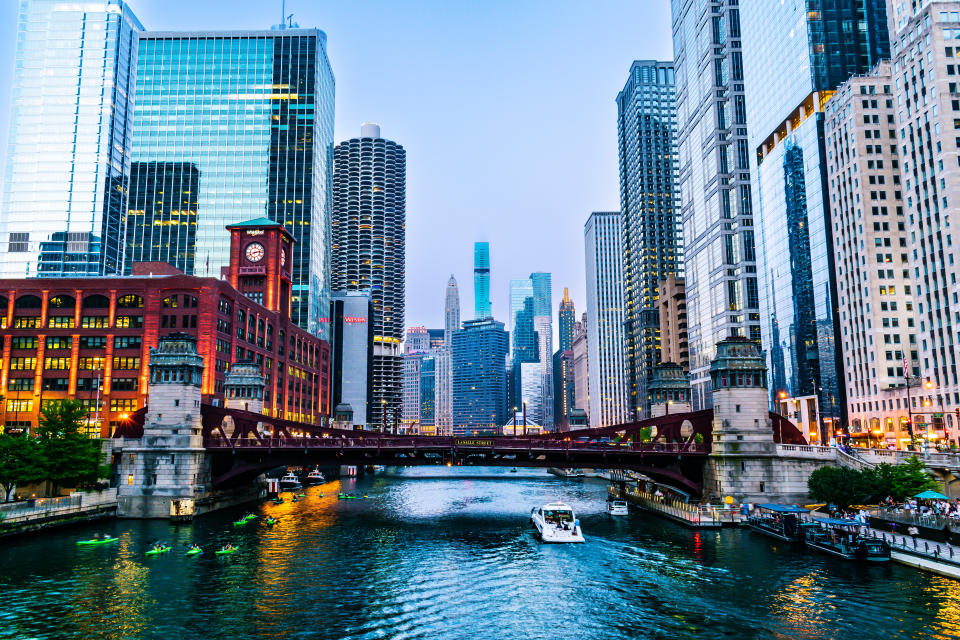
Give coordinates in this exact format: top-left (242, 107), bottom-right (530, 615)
top-left (522, 401), bottom-right (527, 437)
top-left (512, 407), bottom-right (517, 436)
top-left (380, 398), bottom-right (387, 434)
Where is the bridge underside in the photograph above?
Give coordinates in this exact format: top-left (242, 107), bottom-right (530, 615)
top-left (209, 448), bottom-right (706, 496)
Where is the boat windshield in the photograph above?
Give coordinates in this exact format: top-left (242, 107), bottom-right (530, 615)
top-left (544, 509), bottom-right (573, 524)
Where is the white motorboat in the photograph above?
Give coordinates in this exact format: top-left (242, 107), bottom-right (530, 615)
top-left (304, 469), bottom-right (325, 485)
top-left (530, 502), bottom-right (585, 543)
top-left (279, 472), bottom-right (302, 490)
top-left (607, 500), bottom-right (628, 516)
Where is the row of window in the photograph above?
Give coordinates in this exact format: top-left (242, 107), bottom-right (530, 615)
top-left (4, 398), bottom-right (138, 413)
top-left (7, 377), bottom-right (138, 392)
top-left (10, 315), bottom-right (144, 329)
top-left (8, 357), bottom-right (141, 371)
top-left (7, 336), bottom-right (141, 351)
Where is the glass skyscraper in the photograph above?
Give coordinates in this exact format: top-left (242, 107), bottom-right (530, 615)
top-left (452, 318), bottom-right (508, 435)
top-left (558, 288), bottom-right (575, 352)
top-left (617, 60), bottom-right (681, 419)
top-left (672, 0), bottom-right (760, 410)
top-left (1, 0), bottom-right (142, 278)
top-left (741, 1), bottom-right (889, 419)
top-left (473, 242), bottom-right (491, 319)
top-left (130, 29), bottom-right (335, 335)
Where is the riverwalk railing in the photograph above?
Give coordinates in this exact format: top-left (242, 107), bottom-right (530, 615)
top-left (618, 487), bottom-right (741, 527)
top-left (865, 528), bottom-right (960, 574)
top-left (0, 489), bottom-right (117, 526)
top-left (870, 506), bottom-right (960, 534)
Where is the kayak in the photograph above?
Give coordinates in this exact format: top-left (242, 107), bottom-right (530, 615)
top-left (242, 515), bottom-right (257, 521)
top-left (297, 493), bottom-right (306, 498)
top-left (77, 537), bottom-right (118, 546)
top-left (233, 519), bottom-right (248, 527)
top-left (215, 547), bottom-right (238, 555)
top-left (186, 548), bottom-right (203, 556)
top-left (318, 493), bottom-right (324, 498)
top-left (271, 498), bottom-right (283, 504)
top-left (145, 546), bottom-right (171, 556)
top-left (265, 519), bottom-right (277, 526)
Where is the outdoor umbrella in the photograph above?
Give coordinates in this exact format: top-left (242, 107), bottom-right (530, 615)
top-left (913, 490), bottom-right (950, 500)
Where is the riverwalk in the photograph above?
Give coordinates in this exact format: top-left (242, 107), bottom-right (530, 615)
top-left (0, 489), bottom-right (117, 538)
top-left (861, 527), bottom-right (960, 579)
top-left (609, 485), bottom-right (742, 528)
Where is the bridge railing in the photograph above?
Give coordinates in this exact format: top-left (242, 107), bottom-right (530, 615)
top-left (203, 434), bottom-right (709, 454)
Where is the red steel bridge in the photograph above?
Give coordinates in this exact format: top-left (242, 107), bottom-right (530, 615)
top-left (115, 405), bottom-right (804, 495)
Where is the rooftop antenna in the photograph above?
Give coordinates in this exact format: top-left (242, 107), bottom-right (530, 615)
top-left (280, 0), bottom-right (286, 29)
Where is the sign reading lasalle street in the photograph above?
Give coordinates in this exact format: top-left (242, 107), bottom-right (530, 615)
top-left (454, 439), bottom-right (495, 447)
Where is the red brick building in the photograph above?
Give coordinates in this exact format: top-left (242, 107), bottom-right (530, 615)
top-left (0, 218), bottom-right (330, 437)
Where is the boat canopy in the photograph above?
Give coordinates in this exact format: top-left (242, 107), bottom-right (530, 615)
top-left (756, 504), bottom-right (808, 513)
top-left (812, 517), bottom-right (860, 527)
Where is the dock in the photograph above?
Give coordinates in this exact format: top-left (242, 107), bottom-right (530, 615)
top-left (0, 489), bottom-right (117, 538)
top-left (609, 486), bottom-right (742, 528)
top-left (866, 529), bottom-right (960, 580)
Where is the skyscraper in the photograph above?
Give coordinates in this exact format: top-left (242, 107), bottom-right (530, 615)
top-left (572, 313), bottom-right (590, 421)
top-left (473, 242), bottom-right (491, 319)
top-left (824, 61), bottom-right (915, 445)
top-left (332, 124), bottom-right (406, 429)
top-left (125, 162), bottom-right (200, 274)
top-left (671, 0), bottom-right (759, 410)
top-left (452, 318), bottom-right (508, 435)
top-left (617, 61), bottom-right (681, 419)
top-left (508, 278), bottom-right (534, 352)
top-left (404, 326), bottom-right (430, 354)
top-left (444, 274), bottom-right (460, 345)
top-left (131, 29), bottom-right (335, 334)
top-left (419, 355), bottom-right (436, 431)
top-left (1, 0), bottom-right (143, 278)
top-left (585, 212), bottom-right (627, 426)
top-left (553, 349), bottom-right (575, 431)
top-left (741, 1), bottom-right (889, 423)
top-left (530, 272), bottom-right (553, 317)
top-left (558, 288), bottom-right (575, 352)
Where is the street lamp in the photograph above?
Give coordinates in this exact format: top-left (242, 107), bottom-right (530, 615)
top-left (380, 399), bottom-right (387, 433)
top-left (512, 407), bottom-right (518, 436)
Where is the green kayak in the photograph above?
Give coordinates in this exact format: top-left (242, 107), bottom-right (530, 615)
top-left (242, 515), bottom-right (257, 521)
top-left (145, 546), bottom-right (171, 556)
top-left (215, 547), bottom-right (238, 555)
top-left (265, 518), bottom-right (277, 526)
top-left (297, 493), bottom-right (306, 498)
top-left (271, 498), bottom-right (283, 504)
top-left (233, 519), bottom-right (248, 527)
top-left (77, 537), bottom-right (118, 546)
top-left (185, 548), bottom-right (203, 556)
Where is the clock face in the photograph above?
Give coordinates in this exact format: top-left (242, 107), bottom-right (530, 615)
top-left (280, 247), bottom-right (287, 268)
top-left (245, 242), bottom-right (265, 263)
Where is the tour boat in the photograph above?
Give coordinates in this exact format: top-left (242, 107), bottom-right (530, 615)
top-left (802, 518), bottom-right (891, 562)
top-left (279, 472), bottom-right (302, 490)
top-left (548, 468), bottom-right (586, 479)
top-left (530, 502), bottom-right (585, 543)
top-left (607, 500), bottom-right (628, 516)
top-left (304, 469), bottom-right (326, 485)
top-left (747, 504), bottom-right (809, 542)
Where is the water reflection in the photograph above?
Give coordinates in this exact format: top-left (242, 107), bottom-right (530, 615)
top-left (0, 468), bottom-right (958, 639)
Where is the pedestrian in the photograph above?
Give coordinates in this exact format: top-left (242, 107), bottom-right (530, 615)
top-left (908, 525), bottom-right (919, 546)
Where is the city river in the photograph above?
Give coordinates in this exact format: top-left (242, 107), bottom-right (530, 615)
top-left (2, 467), bottom-right (960, 639)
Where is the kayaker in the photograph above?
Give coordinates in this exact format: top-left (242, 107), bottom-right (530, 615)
top-left (189, 543), bottom-right (201, 551)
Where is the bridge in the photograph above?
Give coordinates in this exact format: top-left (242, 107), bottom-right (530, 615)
top-left (116, 402), bottom-right (805, 495)
top-left (113, 333), bottom-right (955, 520)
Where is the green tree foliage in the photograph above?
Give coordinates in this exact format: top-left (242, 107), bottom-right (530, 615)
top-left (36, 400), bottom-right (108, 493)
top-left (808, 456), bottom-right (941, 507)
top-left (807, 466), bottom-right (868, 509)
top-left (0, 435), bottom-right (45, 502)
top-left (637, 427), bottom-right (653, 443)
top-left (862, 457), bottom-right (940, 501)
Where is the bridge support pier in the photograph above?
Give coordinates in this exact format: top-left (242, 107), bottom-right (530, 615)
top-left (701, 338), bottom-right (812, 505)
top-left (115, 333), bottom-right (219, 519)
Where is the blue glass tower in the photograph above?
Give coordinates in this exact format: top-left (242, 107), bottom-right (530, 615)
top-left (742, 0), bottom-right (889, 418)
top-left (473, 242), bottom-right (491, 319)
top-left (452, 318), bottom-right (508, 435)
top-left (1, 0), bottom-right (142, 278)
top-left (129, 29), bottom-right (335, 336)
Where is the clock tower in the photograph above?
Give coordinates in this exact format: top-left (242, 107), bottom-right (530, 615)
top-left (225, 217), bottom-right (294, 318)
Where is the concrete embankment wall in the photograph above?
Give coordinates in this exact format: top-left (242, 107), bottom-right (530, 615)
top-left (0, 489), bottom-right (118, 539)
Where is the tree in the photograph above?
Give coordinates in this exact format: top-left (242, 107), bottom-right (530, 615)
top-left (807, 466), bottom-right (868, 510)
top-left (35, 400), bottom-right (108, 494)
top-left (889, 455), bottom-right (940, 500)
top-left (0, 435), bottom-right (45, 501)
top-left (637, 427), bottom-right (653, 443)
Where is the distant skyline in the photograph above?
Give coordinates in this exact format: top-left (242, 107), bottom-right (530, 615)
top-left (0, 0), bottom-right (673, 331)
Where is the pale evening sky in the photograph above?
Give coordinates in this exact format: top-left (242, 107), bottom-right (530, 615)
top-left (0, 0), bottom-right (673, 337)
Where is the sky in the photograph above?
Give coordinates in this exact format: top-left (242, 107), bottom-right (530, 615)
top-left (0, 0), bottom-right (673, 337)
